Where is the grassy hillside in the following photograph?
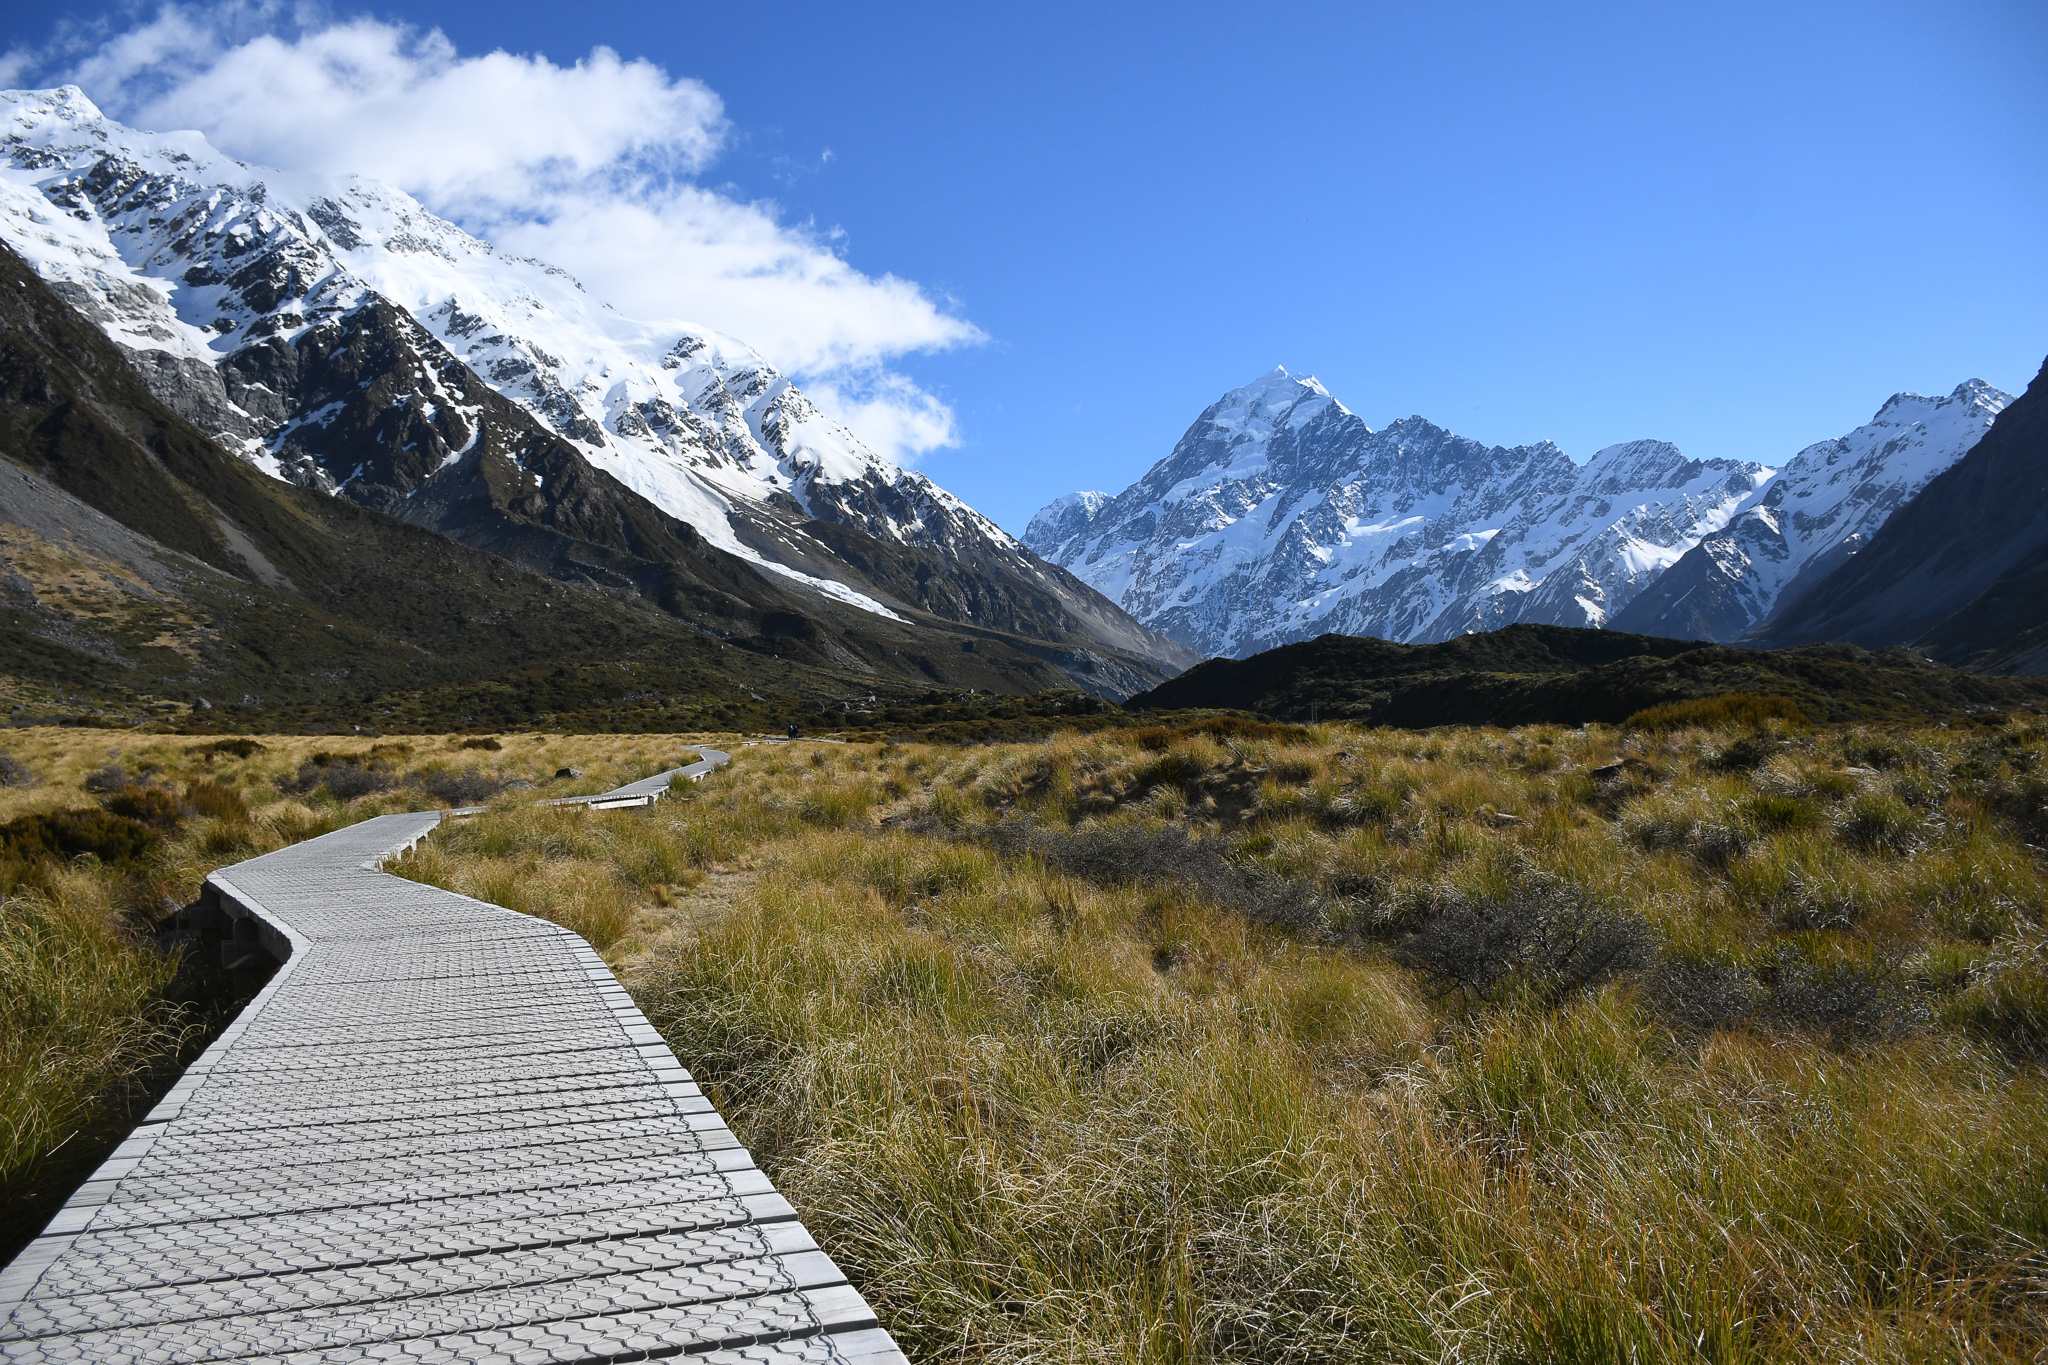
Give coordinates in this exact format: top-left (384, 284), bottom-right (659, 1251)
top-left (1127, 624), bottom-right (2048, 726)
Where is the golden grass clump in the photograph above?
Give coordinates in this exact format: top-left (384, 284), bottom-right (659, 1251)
top-left (1626, 692), bottom-right (1809, 731)
top-left (0, 868), bottom-right (195, 1201)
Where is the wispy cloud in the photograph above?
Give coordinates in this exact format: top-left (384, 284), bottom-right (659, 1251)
top-left (5, 3), bottom-right (980, 463)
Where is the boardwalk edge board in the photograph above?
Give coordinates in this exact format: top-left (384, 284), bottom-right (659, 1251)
top-left (2, 748), bottom-right (912, 1364)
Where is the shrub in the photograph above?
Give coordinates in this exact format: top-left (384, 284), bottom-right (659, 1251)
top-left (0, 755), bottom-right (33, 788)
top-left (1757, 947), bottom-right (1927, 1039)
top-left (277, 760), bottom-right (393, 800)
top-left (976, 818), bottom-right (1319, 929)
top-left (80, 764), bottom-right (130, 795)
top-left (459, 736), bottom-right (503, 751)
top-left (409, 767), bottom-right (503, 806)
top-left (1705, 730), bottom-right (1787, 772)
top-left (1625, 693), bottom-right (1807, 732)
top-left (101, 786), bottom-right (185, 827)
top-left (187, 738), bottom-right (263, 761)
top-left (1394, 874), bottom-right (1657, 1002)
top-left (0, 809), bottom-right (161, 875)
top-left (321, 763), bottom-right (394, 801)
top-left (1643, 954), bottom-right (1760, 1029)
top-left (1131, 716), bottom-right (1312, 751)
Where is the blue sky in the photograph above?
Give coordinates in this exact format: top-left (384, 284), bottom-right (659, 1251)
top-left (4, 1), bottom-right (2044, 533)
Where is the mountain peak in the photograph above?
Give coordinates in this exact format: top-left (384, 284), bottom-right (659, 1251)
top-left (1217, 365), bottom-right (1332, 405)
top-left (1026, 371), bottom-right (1818, 657)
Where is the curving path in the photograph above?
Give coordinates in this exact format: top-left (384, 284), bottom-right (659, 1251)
top-left (0, 752), bottom-right (907, 1364)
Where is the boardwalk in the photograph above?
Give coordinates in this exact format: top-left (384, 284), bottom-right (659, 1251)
top-left (0, 756), bottom-right (906, 1364)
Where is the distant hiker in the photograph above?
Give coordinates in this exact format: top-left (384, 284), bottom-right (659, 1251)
top-left (787, 723), bottom-right (800, 740)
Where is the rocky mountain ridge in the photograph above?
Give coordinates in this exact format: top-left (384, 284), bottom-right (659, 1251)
top-left (0, 85), bottom-right (1194, 691)
top-left (1612, 380), bottom-right (2010, 641)
top-left (1028, 367), bottom-right (2007, 659)
top-left (1754, 357), bottom-right (2048, 673)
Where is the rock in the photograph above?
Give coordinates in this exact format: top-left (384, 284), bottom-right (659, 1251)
top-left (555, 767), bottom-right (584, 779)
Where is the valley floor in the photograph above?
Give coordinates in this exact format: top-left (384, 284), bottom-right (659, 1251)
top-left (5, 717), bottom-right (2047, 1359)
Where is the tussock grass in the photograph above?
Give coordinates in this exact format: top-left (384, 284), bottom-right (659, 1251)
top-left (414, 722), bottom-right (2048, 1360)
top-left (0, 868), bottom-right (196, 1209)
top-left (13, 718), bottom-right (2047, 1354)
top-left (1627, 692), bottom-right (1809, 731)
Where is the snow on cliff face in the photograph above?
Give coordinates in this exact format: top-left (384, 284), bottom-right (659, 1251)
top-left (1611, 381), bottom-right (2012, 641)
top-left (1026, 367), bottom-right (1769, 656)
top-left (1022, 491), bottom-right (1112, 553)
top-left (0, 86), bottom-right (1012, 613)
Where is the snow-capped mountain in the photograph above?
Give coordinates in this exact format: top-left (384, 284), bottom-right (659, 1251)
top-left (1611, 381), bottom-right (2010, 641)
top-left (0, 85), bottom-right (1192, 686)
top-left (1026, 367), bottom-right (1770, 657)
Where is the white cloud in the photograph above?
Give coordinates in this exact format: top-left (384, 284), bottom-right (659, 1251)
top-left (9, 3), bottom-right (979, 462)
top-left (803, 372), bottom-right (963, 465)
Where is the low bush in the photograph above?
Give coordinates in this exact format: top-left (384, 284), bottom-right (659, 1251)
top-left (975, 817), bottom-right (1320, 929)
top-left (0, 755), bottom-right (34, 787)
top-left (409, 767), bottom-right (505, 806)
top-left (1705, 729), bottom-right (1789, 771)
top-left (80, 763), bottom-right (131, 794)
top-left (0, 809), bottom-right (162, 879)
top-left (1757, 946), bottom-right (1928, 1040)
top-left (187, 738), bottom-right (263, 761)
top-left (275, 760), bottom-right (393, 800)
top-left (102, 785), bottom-right (185, 827)
top-left (1395, 873), bottom-right (1657, 1002)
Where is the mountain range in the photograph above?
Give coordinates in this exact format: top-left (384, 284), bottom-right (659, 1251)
top-left (0, 85), bottom-right (1195, 710)
top-left (5, 82), bottom-right (2041, 725)
top-left (1027, 366), bottom-right (2021, 663)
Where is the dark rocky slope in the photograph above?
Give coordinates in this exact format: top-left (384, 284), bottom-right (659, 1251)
top-left (1753, 357), bottom-right (2048, 672)
top-left (0, 245), bottom-right (1150, 718)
